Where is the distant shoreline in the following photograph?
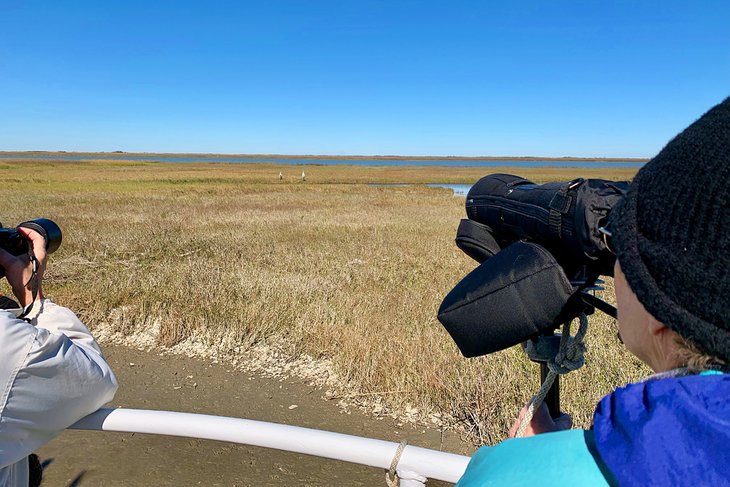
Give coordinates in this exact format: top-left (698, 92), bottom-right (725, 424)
top-left (0, 150), bottom-right (649, 163)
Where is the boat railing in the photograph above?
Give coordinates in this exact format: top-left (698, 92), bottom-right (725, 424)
top-left (71, 408), bottom-right (471, 486)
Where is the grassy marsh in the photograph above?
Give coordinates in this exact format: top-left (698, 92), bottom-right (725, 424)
top-left (1, 159), bottom-right (646, 444)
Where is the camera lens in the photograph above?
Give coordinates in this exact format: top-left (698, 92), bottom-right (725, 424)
top-left (18, 219), bottom-right (63, 254)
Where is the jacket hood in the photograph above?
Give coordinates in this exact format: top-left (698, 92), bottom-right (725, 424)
top-left (592, 373), bottom-right (730, 486)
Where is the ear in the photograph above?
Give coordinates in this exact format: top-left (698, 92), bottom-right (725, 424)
top-left (648, 316), bottom-right (684, 370)
top-left (648, 315), bottom-right (681, 352)
top-left (647, 315), bottom-right (668, 336)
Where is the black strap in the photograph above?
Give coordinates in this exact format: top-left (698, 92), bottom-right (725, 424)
top-left (548, 178), bottom-right (583, 240)
top-left (17, 252), bottom-right (39, 321)
top-left (548, 189), bottom-right (571, 239)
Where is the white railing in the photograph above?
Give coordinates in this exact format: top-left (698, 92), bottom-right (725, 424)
top-left (71, 408), bottom-right (470, 486)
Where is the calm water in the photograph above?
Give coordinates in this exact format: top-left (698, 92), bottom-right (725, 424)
top-left (427, 183), bottom-right (472, 196)
top-left (371, 183), bottom-right (471, 196)
top-left (2, 153), bottom-right (645, 168)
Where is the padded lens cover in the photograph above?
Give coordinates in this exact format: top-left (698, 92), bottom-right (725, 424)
top-left (438, 241), bottom-right (576, 357)
top-left (455, 219), bottom-right (502, 263)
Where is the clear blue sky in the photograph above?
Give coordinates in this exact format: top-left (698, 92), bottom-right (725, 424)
top-left (1, 1), bottom-right (728, 157)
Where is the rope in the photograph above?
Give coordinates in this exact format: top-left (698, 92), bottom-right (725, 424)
top-left (514, 312), bottom-right (589, 438)
top-left (385, 439), bottom-right (408, 487)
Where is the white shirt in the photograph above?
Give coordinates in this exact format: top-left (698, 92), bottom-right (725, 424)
top-left (0, 299), bottom-right (118, 486)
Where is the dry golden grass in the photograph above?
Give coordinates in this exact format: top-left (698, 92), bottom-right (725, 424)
top-left (1, 159), bottom-right (647, 444)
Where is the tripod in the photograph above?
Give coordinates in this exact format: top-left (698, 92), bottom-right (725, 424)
top-left (522, 287), bottom-right (617, 419)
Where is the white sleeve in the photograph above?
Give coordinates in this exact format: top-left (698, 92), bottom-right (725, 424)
top-left (0, 299), bottom-right (118, 468)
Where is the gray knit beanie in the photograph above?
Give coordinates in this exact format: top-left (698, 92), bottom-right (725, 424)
top-left (609, 97), bottom-right (730, 362)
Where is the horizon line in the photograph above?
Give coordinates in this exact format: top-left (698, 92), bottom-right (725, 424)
top-left (0, 150), bottom-right (650, 162)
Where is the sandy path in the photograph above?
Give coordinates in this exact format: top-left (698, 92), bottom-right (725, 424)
top-left (37, 345), bottom-right (471, 486)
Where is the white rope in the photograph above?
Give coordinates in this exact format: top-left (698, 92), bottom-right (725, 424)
top-left (385, 440), bottom-right (409, 487)
top-left (515, 313), bottom-right (589, 438)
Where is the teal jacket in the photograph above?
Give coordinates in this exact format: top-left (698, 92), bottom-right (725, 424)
top-left (456, 371), bottom-right (730, 487)
top-left (456, 429), bottom-right (609, 487)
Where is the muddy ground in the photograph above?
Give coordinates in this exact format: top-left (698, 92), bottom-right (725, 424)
top-left (37, 345), bottom-right (473, 486)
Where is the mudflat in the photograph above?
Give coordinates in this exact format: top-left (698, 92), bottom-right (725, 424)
top-left (38, 345), bottom-right (469, 486)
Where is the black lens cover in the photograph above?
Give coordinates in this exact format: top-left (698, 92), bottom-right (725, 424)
top-left (438, 241), bottom-right (577, 357)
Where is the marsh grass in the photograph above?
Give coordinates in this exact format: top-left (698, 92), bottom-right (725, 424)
top-left (1, 159), bottom-right (646, 444)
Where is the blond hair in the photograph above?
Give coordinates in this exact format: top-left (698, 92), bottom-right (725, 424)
top-left (674, 335), bottom-right (727, 372)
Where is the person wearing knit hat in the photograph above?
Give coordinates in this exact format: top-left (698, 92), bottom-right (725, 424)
top-left (609, 96), bottom-right (730, 366)
top-left (455, 97), bottom-right (730, 487)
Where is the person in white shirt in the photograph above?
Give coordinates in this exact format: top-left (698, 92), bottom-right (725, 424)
top-left (0, 227), bottom-right (118, 487)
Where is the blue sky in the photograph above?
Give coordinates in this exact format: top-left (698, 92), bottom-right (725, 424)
top-left (1, 1), bottom-right (728, 157)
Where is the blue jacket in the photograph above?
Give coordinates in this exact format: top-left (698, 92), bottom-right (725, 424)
top-left (456, 372), bottom-right (730, 486)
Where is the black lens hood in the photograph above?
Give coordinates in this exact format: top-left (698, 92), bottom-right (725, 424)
top-left (18, 219), bottom-right (63, 254)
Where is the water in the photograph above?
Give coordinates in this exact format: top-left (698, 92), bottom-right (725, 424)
top-left (427, 183), bottom-right (472, 197)
top-left (1, 153), bottom-right (645, 168)
top-left (370, 183), bottom-right (471, 196)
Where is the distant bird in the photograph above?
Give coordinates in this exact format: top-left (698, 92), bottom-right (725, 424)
top-left (301, 171), bottom-right (306, 181)
top-left (278, 171), bottom-right (283, 180)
